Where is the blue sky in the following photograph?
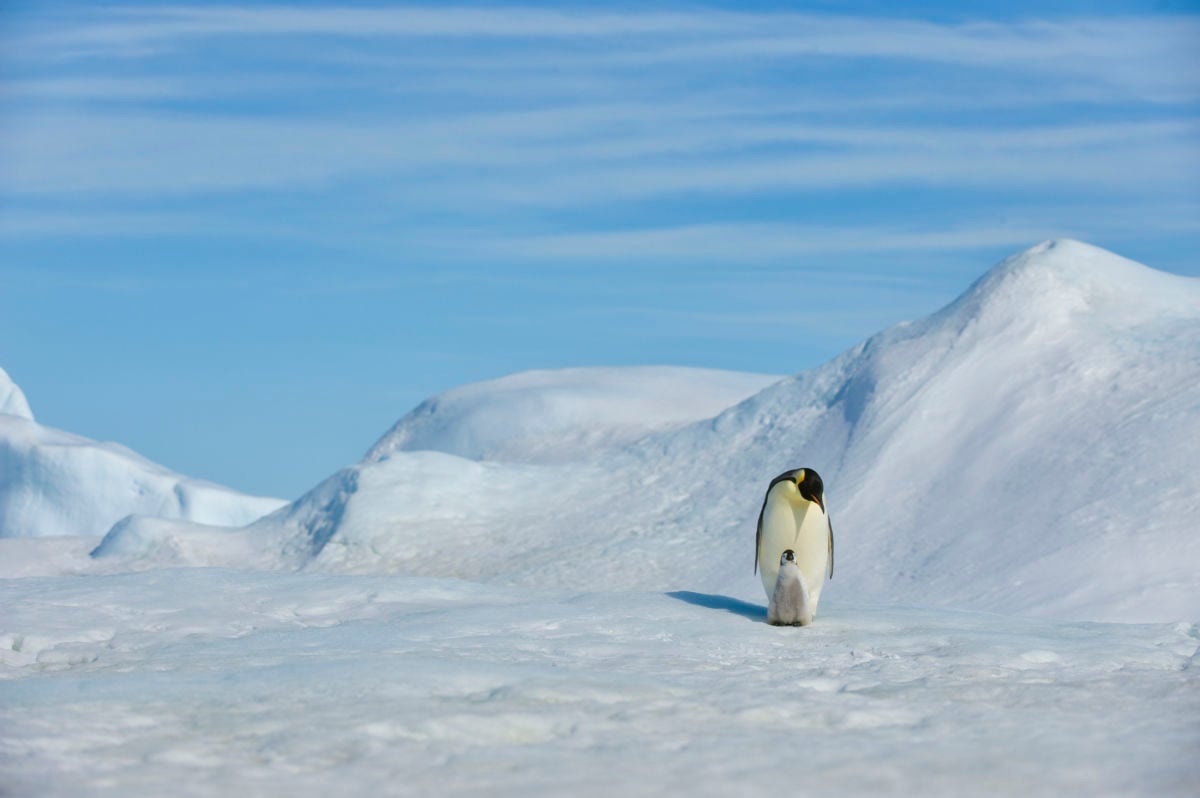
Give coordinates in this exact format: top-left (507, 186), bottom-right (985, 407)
top-left (2, 1), bottom-right (1198, 499)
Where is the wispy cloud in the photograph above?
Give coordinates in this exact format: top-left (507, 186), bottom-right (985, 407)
top-left (0, 77), bottom-right (186, 101)
top-left (484, 223), bottom-right (1067, 262)
top-left (29, 7), bottom-right (1199, 62)
top-left (16, 7), bottom-right (1194, 100)
top-left (0, 208), bottom-right (304, 239)
top-left (2, 3), bottom-right (1197, 271)
top-left (36, 5), bottom-right (747, 47)
top-left (4, 106), bottom-right (1195, 200)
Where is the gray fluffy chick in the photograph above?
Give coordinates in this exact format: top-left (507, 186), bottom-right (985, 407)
top-left (768, 549), bottom-right (814, 626)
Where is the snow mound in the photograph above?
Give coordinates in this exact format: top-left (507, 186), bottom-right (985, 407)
top-left (365, 366), bottom-right (781, 464)
top-left (93, 241), bottom-right (1200, 622)
top-left (0, 411), bottom-right (286, 539)
top-left (0, 366), bottom-right (34, 421)
top-left (88, 515), bottom-right (280, 570)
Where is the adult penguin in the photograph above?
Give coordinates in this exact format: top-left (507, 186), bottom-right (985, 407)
top-left (754, 468), bottom-right (833, 615)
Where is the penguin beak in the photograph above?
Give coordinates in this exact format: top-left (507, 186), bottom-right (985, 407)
top-left (812, 495), bottom-right (825, 513)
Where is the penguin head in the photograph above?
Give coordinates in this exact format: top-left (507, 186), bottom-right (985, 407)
top-left (780, 549), bottom-right (796, 565)
top-left (794, 468), bottom-right (826, 513)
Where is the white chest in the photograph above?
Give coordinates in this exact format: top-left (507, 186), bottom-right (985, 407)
top-left (758, 488), bottom-right (829, 609)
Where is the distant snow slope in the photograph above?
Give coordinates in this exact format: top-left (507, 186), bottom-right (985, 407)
top-left (365, 366), bottom-right (781, 463)
top-left (0, 373), bottom-right (286, 539)
top-left (0, 366), bottom-right (33, 420)
top-left (92, 241), bottom-right (1200, 623)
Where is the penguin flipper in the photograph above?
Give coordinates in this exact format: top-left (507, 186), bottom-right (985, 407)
top-left (827, 516), bottom-right (834, 580)
top-left (754, 510), bottom-right (763, 575)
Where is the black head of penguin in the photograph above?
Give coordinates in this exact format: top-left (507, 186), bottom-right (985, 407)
top-left (795, 468), bottom-right (825, 513)
top-left (780, 549), bottom-right (796, 565)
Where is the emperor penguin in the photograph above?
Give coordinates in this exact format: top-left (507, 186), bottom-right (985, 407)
top-left (754, 468), bottom-right (834, 617)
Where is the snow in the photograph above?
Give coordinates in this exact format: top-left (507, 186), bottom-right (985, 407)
top-left (365, 365), bottom-right (781, 464)
top-left (0, 365), bottom-right (34, 420)
top-left (91, 240), bottom-right (1200, 623)
top-left (3, 240), bottom-right (1199, 795)
top-left (0, 378), bottom-right (286, 539)
top-left (1, 571), bottom-right (1196, 797)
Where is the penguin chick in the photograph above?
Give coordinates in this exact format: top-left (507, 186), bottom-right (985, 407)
top-left (768, 549), bottom-right (814, 627)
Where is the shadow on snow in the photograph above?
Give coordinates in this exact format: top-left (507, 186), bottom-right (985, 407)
top-left (666, 591), bottom-right (766, 623)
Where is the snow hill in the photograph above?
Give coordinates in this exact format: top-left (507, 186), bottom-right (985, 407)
top-left (93, 241), bottom-right (1200, 623)
top-left (365, 366), bottom-right (780, 464)
top-left (0, 371), bottom-right (286, 539)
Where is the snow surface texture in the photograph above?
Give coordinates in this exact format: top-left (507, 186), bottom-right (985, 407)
top-left (1, 572), bottom-right (1197, 798)
top-left (92, 240), bottom-right (1200, 624)
top-left (366, 366), bottom-right (781, 463)
top-left (0, 373), bottom-right (286, 540)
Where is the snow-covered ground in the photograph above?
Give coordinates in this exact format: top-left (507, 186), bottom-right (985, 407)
top-left (2, 240), bottom-right (1198, 795)
top-left (2, 571), bottom-right (1197, 797)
